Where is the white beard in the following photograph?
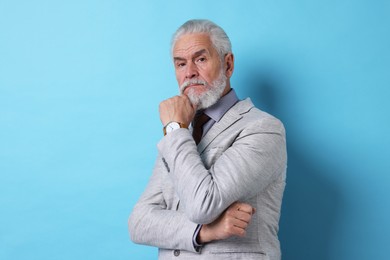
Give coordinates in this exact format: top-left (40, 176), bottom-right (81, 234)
top-left (180, 70), bottom-right (227, 110)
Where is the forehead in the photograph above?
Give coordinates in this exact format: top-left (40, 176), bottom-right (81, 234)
top-left (173, 33), bottom-right (215, 57)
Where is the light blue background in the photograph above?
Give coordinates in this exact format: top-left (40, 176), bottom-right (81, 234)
top-left (1, 1), bottom-right (389, 259)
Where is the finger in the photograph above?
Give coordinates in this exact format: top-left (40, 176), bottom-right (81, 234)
top-left (181, 94), bottom-right (198, 110)
top-left (225, 209), bottom-right (252, 224)
top-left (230, 224), bottom-right (247, 237)
top-left (236, 203), bottom-right (254, 215)
top-left (233, 211), bottom-right (252, 224)
top-left (231, 217), bottom-right (250, 230)
top-left (227, 203), bottom-right (250, 217)
top-left (179, 94), bottom-right (191, 102)
top-left (178, 94), bottom-right (192, 107)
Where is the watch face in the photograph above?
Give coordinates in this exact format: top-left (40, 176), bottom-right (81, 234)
top-left (167, 122), bottom-right (180, 132)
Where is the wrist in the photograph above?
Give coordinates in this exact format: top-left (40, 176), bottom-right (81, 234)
top-left (163, 121), bottom-right (188, 136)
top-left (197, 224), bottom-right (212, 244)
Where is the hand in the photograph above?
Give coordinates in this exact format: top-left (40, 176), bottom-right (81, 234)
top-left (159, 95), bottom-right (197, 127)
top-left (197, 202), bottom-right (256, 244)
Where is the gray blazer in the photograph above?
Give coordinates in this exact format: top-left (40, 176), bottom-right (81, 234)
top-left (129, 98), bottom-right (287, 260)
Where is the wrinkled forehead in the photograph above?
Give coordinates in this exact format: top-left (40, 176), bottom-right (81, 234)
top-left (173, 33), bottom-right (216, 58)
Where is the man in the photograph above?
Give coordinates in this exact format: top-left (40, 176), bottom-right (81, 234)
top-left (129, 19), bottom-right (287, 260)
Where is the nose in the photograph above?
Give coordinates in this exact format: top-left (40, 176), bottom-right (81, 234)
top-left (185, 62), bottom-right (199, 79)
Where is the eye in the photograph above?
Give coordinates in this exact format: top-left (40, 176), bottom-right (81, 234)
top-left (196, 57), bottom-right (206, 63)
top-left (176, 62), bottom-right (186, 68)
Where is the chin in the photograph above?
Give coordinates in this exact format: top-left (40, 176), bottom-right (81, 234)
top-left (182, 69), bottom-right (227, 110)
top-left (187, 89), bottom-right (221, 110)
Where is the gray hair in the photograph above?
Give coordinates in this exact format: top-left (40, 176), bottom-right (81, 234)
top-left (171, 19), bottom-right (232, 60)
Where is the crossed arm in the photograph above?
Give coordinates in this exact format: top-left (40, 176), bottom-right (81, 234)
top-left (128, 152), bottom-right (254, 251)
top-left (129, 95), bottom-right (285, 251)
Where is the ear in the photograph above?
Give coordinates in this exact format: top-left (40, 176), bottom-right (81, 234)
top-left (224, 53), bottom-right (234, 78)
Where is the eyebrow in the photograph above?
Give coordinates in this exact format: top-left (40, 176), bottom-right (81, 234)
top-left (173, 49), bottom-right (208, 62)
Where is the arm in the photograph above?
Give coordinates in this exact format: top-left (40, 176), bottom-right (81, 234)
top-left (129, 155), bottom-right (257, 250)
top-left (158, 119), bottom-right (286, 224)
top-left (158, 95), bottom-right (286, 224)
top-left (128, 155), bottom-right (199, 252)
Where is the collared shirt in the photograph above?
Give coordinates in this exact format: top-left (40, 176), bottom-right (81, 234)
top-left (192, 88), bottom-right (239, 250)
top-left (200, 89), bottom-right (239, 138)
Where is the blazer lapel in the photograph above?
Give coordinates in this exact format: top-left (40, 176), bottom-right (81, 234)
top-left (197, 98), bottom-right (254, 154)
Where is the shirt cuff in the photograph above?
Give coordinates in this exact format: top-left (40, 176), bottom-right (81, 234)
top-left (192, 224), bottom-right (203, 252)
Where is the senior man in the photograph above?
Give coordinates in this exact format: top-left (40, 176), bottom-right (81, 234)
top-left (129, 19), bottom-right (287, 260)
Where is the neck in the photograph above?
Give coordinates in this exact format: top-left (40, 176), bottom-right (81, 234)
top-left (221, 84), bottom-right (231, 97)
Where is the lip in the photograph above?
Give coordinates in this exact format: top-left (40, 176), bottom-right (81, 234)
top-left (183, 84), bottom-right (203, 93)
top-left (188, 83), bottom-right (203, 87)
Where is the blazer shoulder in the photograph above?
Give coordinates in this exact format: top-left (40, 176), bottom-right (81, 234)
top-left (236, 98), bottom-right (285, 134)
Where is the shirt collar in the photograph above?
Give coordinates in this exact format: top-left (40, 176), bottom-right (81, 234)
top-left (203, 89), bottom-right (239, 122)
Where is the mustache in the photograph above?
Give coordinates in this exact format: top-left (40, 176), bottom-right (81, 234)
top-left (180, 79), bottom-right (207, 93)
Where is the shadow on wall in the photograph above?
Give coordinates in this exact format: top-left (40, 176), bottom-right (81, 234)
top-left (245, 68), bottom-right (343, 260)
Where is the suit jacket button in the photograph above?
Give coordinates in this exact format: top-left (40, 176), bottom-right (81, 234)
top-left (173, 249), bottom-right (180, 256)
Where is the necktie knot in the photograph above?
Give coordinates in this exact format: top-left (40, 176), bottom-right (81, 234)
top-left (192, 112), bottom-right (210, 145)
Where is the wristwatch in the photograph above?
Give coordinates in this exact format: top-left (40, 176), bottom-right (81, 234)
top-left (163, 121), bottom-right (187, 136)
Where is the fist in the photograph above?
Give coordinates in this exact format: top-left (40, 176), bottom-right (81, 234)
top-left (197, 202), bottom-right (256, 243)
top-left (159, 95), bottom-right (196, 126)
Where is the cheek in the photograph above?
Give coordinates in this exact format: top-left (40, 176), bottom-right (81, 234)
top-left (200, 63), bottom-right (220, 83)
top-left (175, 71), bottom-right (184, 84)
top-left (198, 68), bottom-right (212, 82)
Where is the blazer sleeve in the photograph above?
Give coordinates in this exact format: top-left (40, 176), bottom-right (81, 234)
top-left (128, 155), bottom-right (200, 252)
top-left (157, 117), bottom-right (287, 224)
